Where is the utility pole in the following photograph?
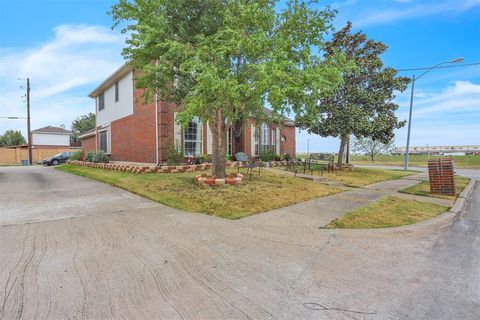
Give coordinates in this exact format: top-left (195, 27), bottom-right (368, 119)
top-left (27, 78), bottom-right (32, 165)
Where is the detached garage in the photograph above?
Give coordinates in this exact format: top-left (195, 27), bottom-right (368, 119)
top-left (32, 126), bottom-right (71, 147)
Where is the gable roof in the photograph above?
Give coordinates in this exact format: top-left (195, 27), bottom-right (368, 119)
top-left (88, 63), bottom-right (133, 98)
top-left (32, 126), bottom-right (71, 135)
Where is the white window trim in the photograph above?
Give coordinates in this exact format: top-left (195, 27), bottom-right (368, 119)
top-left (98, 128), bottom-right (111, 155)
top-left (183, 117), bottom-right (203, 156)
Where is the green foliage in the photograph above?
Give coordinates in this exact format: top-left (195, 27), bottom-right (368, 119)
top-left (0, 130), bottom-right (26, 147)
top-left (110, 0), bottom-right (347, 177)
top-left (71, 113), bottom-right (96, 138)
top-left (166, 143), bottom-right (184, 165)
top-left (295, 22), bottom-right (410, 165)
top-left (69, 150), bottom-right (84, 161)
top-left (85, 151), bottom-right (109, 163)
top-left (353, 137), bottom-right (394, 162)
top-left (280, 153), bottom-right (292, 161)
top-left (260, 150), bottom-right (277, 162)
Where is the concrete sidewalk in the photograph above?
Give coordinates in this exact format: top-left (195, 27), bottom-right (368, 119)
top-left (246, 171), bottom-right (453, 231)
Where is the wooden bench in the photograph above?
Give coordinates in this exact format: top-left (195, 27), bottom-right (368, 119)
top-left (304, 153), bottom-right (335, 176)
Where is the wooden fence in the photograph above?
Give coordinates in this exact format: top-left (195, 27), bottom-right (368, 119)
top-left (0, 146), bottom-right (81, 165)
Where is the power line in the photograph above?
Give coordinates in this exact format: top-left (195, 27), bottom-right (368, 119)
top-left (396, 62), bottom-right (480, 72)
top-left (0, 116), bottom-right (27, 119)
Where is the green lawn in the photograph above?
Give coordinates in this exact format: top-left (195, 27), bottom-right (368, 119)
top-left (326, 196), bottom-right (449, 229)
top-left (399, 176), bottom-right (470, 200)
top-left (57, 164), bottom-right (341, 219)
top-left (349, 154), bottom-right (480, 169)
top-left (289, 166), bottom-right (416, 187)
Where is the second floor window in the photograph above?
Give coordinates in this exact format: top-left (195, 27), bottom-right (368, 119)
top-left (98, 93), bottom-right (105, 111)
top-left (115, 81), bottom-right (119, 102)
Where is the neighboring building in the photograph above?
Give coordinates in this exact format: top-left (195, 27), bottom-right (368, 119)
top-left (394, 145), bottom-right (480, 155)
top-left (32, 126), bottom-right (71, 147)
top-left (80, 63), bottom-right (296, 164)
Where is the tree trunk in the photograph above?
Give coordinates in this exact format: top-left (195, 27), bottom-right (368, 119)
top-left (337, 133), bottom-right (348, 167)
top-left (210, 113), bottom-right (227, 178)
top-left (370, 151), bottom-right (374, 163)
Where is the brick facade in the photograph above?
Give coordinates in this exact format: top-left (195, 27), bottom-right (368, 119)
top-left (80, 135), bottom-right (96, 153)
top-left (428, 158), bottom-right (456, 196)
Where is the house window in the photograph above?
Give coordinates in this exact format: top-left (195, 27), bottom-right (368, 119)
top-left (271, 128), bottom-right (276, 154)
top-left (184, 117), bottom-right (202, 156)
top-left (115, 81), bottom-right (119, 102)
top-left (99, 130), bottom-right (108, 153)
top-left (98, 93), bottom-right (105, 111)
top-left (253, 127), bottom-right (259, 156)
top-left (261, 123), bottom-right (270, 153)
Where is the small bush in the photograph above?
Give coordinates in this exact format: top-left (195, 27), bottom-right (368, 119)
top-left (260, 150), bottom-right (277, 162)
top-left (282, 153), bottom-right (292, 161)
top-left (85, 150), bottom-right (109, 163)
top-left (70, 150), bottom-right (84, 161)
top-left (167, 143), bottom-right (184, 165)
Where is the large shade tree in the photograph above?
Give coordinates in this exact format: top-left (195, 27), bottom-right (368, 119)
top-left (296, 22), bottom-right (410, 167)
top-left (110, 0), bottom-right (346, 177)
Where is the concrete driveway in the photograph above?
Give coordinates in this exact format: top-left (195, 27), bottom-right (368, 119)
top-left (1, 166), bottom-right (479, 319)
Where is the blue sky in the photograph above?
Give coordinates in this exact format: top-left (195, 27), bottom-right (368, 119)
top-left (1, 0), bottom-right (479, 152)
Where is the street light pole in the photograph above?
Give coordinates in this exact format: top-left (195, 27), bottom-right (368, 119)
top-left (403, 57), bottom-right (463, 171)
top-left (404, 74), bottom-right (415, 171)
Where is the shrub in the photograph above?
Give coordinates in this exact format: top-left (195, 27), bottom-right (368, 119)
top-left (260, 150), bottom-right (277, 162)
top-left (85, 151), bottom-right (94, 162)
top-left (70, 150), bottom-right (84, 161)
top-left (282, 153), bottom-right (292, 161)
top-left (167, 143), bottom-right (184, 165)
top-left (85, 150), bottom-right (109, 163)
top-left (196, 154), bottom-right (207, 164)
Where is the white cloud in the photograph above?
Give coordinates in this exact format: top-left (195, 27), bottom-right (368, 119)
top-left (354, 0), bottom-right (480, 26)
top-left (0, 24), bottom-right (125, 135)
top-left (398, 80), bottom-right (480, 119)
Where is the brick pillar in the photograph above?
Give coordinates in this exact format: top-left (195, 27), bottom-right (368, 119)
top-left (428, 158), bottom-right (455, 196)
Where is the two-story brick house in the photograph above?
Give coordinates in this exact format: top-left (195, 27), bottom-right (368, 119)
top-left (80, 63), bottom-right (296, 164)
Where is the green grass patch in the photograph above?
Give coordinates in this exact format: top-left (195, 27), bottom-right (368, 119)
top-left (326, 196), bottom-right (449, 229)
top-left (57, 164), bottom-right (341, 219)
top-left (348, 154), bottom-right (480, 169)
top-left (290, 166), bottom-right (416, 187)
top-left (399, 176), bottom-right (470, 200)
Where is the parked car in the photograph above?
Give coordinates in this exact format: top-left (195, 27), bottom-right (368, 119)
top-left (42, 152), bottom-right (75, 166)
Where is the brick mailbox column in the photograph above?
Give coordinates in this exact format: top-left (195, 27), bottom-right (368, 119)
top-left (428, 158), bottom-right (455, 196)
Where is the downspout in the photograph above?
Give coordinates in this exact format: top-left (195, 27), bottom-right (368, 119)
top-left (155, 61), bottom-right (159, 165)
top-left (155, 91), bottom-right (159, 165)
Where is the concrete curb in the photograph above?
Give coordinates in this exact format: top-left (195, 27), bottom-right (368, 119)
top-left (449, 178), bottom-right (476, 214)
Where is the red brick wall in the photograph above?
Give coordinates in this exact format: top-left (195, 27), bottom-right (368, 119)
top-left (81, 135), bottom-right (96, 153)
top-left (109, 70), bottom-right (177, 163)
top-left (428, 158), bottom-right (456, 196)
top-left (281, 125), bottom-right (296, 157)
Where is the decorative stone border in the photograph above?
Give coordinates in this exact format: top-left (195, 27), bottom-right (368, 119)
top-left (68, 160), bottom-right (212, 174)
top-left (195, 173), bottom-right (244, 186)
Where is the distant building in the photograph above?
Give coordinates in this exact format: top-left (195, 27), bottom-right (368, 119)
top-left (394, 145), bottom-right (480, 155)
top-left (32, 126), bottom-right (71, 147)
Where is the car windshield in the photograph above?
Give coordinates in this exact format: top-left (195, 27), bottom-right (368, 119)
top-left (53, 153), bottom-right (63, 157)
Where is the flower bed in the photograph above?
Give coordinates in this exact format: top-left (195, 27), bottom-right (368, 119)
top-left (68, 160), bottom-right (212, 174)
top-left (195, 172), bottom-right (244, 186)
